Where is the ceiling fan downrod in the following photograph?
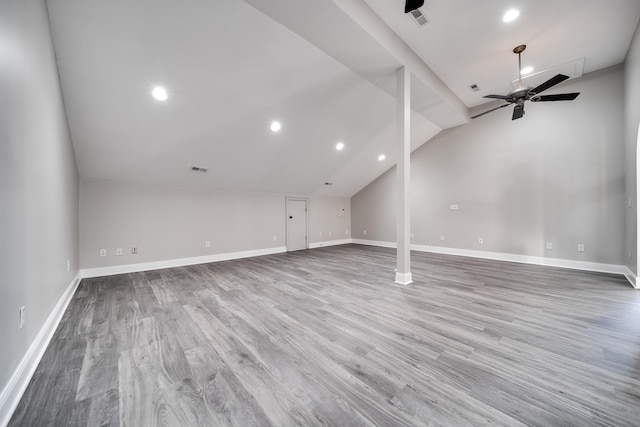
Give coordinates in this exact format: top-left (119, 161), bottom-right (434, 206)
top-left (513, 44), bottom-right (526, 89)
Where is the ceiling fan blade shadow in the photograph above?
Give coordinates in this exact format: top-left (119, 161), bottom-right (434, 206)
top-left (531, 74), bottom-right (570, 95)
top-left (471, 103), bottom-right (510, 119)
top-left (512, 104), bottom-right (525, 120)
top-left (483, 94), bottom-right (509, 100)
top-left (531, 93), bottom-right (580, 102)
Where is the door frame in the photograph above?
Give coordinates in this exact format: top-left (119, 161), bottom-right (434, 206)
top-left (286, 197), bottom-right (308, 251)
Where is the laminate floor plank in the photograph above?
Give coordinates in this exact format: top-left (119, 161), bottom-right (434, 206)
top-left (9, 244), bottom-right (640, 426)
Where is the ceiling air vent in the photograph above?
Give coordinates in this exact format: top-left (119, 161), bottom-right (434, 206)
top-left (191, 166), bottom-right (208, 172)
top-left (469, 84), bottom-right (480, 92)
top-left (409, 8), bottom-right (428, 27)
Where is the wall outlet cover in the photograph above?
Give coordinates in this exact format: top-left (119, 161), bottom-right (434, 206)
top-left (19, 306), bottom-right (26, 329)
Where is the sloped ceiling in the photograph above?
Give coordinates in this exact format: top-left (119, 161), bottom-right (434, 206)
top-left (46, 0), bottom-right (640, 197)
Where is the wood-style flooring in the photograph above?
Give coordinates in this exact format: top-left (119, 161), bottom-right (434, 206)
top-left (9, 244), bottom-right (640, 426)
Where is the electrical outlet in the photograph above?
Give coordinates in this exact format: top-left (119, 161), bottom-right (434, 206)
top-left (319, 231), bottom-right (323, 237)
top-left (440, 235), bottom-right (445, 241)
top-left (478, 237), bottom-right (484, 244)
top-left (99, 249), bottom-right (107, 257)
top-left (345, 229), bottom-right (349, 235)
top-left (131, 247), bottom-right (138, 255)
top-left (363, 230), bottom-right (367, 236)
top-left (410, 233), bottom-right (414, 239)
top-left (577, 244), bottom-right (585, 252)
top-left (328, 231), bottom-right (332, 237)
top-left (546, 242), bottom-right (553, 250)
top-left (272, 235), bottom-right (277, 242)
top-left (67, 259), bottom-right (70, 272)
top-left (116, 248), bottom-right (123, 255)
top-left (19, 306), bottom-right (25, 329)
top-left (205, 241), bottom-right (211, 248)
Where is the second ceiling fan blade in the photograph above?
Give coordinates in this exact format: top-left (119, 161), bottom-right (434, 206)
top-left (471, 103), bottom-right (510, 119)
top-left (483, 94), bottom-right (509, 100)
top-left (532, 93), bottom-right (580, 102)
top-left (531, 74), bottom-right (570, 95)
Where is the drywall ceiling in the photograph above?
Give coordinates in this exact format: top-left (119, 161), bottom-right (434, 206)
top-left (46, 0), bottom-right (640, 197)
top-left (364, 0), bottom-right (640, 108)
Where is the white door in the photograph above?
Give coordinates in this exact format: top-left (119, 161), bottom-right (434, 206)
top-left (286, 198), bottom-right (307, 251)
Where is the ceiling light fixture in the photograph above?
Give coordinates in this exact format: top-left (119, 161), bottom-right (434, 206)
top-left (336, 142), bottom-right (345, 151)
top-left (502, 9), bottom-right (520, 23)
top-left (270, 121), bottom-right (281, 132)
top-left (520, 66), bottom-right (534, 75)
top-left (378, 154), bottom-right (386, 161)
top-left (151, 86), bottom-right (168, 101)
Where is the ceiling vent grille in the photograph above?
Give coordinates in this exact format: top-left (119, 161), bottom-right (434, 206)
top-left (410, 8), bottom-right (428, 27)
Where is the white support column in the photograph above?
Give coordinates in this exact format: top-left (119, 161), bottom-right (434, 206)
top-left (395, 66), bottom-right (412, 285)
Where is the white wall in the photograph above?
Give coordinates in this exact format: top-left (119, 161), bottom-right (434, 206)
top-left (80, 179), bottom-right (351, 269)
top-left (624, 21), bottom-right (640, 275)
top-left (308, 197), bottom-right (352, 245)
top-left (352, 66), bottom-right (626, 266)
top-left (0, 0), bottom-right (79, 412)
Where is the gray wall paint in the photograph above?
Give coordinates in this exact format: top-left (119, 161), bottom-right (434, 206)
top-left (308, 197), bottom-right (351, 244)
top-left (352, 66), bottom-right (626, 265)
top-left (80, 180), bottom-right (351, 269)
top-left (624, 21), bottom-right (640, 274)
top-left (0, 0), bottom-right (79, 393)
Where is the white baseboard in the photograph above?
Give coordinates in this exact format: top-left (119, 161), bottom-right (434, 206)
top-left (351, 238), bottom-right (395, 248)
top-left (623, 267), bottom-right (638, 289)
top-left (81, 246), bottom-right (287, 278)
top-left (395, 271), bottom-right (413, 285)
top-left (309, 239), bottom-right (352, 249)
top-left (352, 239), bottom-right (635, 285)
top-left (0, 273), bottom-right (81, 427)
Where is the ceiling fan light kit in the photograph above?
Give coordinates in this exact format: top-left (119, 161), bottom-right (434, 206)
top-left (472, 44), bottom-right (580, 120)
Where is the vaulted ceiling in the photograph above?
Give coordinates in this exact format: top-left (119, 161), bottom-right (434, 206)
top-left (47, 0), bottom-right (640, 197)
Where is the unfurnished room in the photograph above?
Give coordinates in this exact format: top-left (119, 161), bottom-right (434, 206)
top-left (2, 0), bottom-right (640, 426)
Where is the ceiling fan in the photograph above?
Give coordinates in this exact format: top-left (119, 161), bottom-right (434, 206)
top-left (472, 45), bottom-right (580, 120)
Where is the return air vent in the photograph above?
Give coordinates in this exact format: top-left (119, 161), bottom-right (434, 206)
top-left (191, 166), bottom-right (208, 172)
top-left (409, 8), bottom-right (428, 27)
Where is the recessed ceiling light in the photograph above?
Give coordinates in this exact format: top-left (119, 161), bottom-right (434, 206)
top-left (336, 142), bottom-right (345, 151)
top-left (520, 66), bottom-right (534, 75)
top-left (270, 121), bottom-right (281, 132)
top-left (378, 154), bottom-right (386, 161)
top-left (151, 86), bottom-right (168, 101)
top-left (502, 9), bottom-right (520, 22)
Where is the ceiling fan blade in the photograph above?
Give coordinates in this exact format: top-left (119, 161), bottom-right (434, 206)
top-left (531, 74), bottom-right (570, 95)
top-left (471, 103), bottom-right (510, 119)
top-left (483, 94), bottom-right (509, 100)
top-left (531, 93), bottom-right (580, 102)
top-left (512, 104), bottom-right (525, 120)
top-left (404, 0), bottom-right (424, 13)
